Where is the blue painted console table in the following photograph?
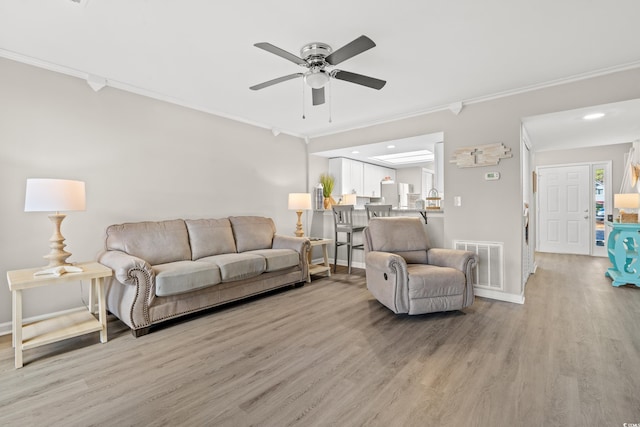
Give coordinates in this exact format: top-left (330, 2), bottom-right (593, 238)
top-left (606, 221), bottom-right (640, 287)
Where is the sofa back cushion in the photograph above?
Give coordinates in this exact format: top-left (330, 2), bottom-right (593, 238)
top-left (105, 219), bottom-right (191, 265)
top-left (366, 217), bottom-right (430, 263)
top-left (185, 218), bottom-right (237, 260)
top-left (229, 216), bottom-right (276, 252)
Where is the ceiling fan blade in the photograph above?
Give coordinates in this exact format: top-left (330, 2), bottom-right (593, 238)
top-left (325, 35), bottom-right (376, 66)
top-left (312, 87), bottom-right (325, 106)
top-left (332, 70), bottom-right (386, 90)
top-left (254, 42), bottom-right (307, 66)
top-left (250, 73), bottom-right (303, 91)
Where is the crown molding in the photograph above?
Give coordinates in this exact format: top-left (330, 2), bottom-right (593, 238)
top-left (2, 48), bottom-right (639, 143)
top-left (0, 49), bottom-right (307, 141)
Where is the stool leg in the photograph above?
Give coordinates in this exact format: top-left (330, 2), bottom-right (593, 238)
top-left (333, 237), bottom-right (338, 273)
top-left (347, 231), bottom-right (352, 274)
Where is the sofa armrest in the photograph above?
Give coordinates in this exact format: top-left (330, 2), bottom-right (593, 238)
top-left (97, 250), bottom-right (155, 329)
top-left (272, 234), bottom-right (311, 280)
top-left (272, 234), bottom-right (309, 253)
top-left (427, 248), bottom-right (478, 306)
top-left (365, 251), bottom-right (410, 314)
top-left (98, 250), bottom-right (154, 286)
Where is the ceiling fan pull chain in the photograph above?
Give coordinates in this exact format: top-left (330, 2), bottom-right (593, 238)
top-left (302, 78), bottom-right (306, 119)
top-left (328, 78), bottom-right (332, 123)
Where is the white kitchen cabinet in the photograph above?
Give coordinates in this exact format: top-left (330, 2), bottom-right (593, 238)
top-left (363, 163), bottom-right (395, 197)
top-left (329, 158), bottom-right (364, 197)
top-left (363, 163), bottom-right (379, 196)
top-left (350, 160), bottom-right (363, 196)
top-left (330, 158), bottom-right (396, 198)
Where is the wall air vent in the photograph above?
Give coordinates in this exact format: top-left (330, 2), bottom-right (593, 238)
top-left (454, 240), bottom-right (504, 291)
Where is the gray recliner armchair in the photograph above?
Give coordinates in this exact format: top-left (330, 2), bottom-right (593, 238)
top-left (363, 217), bottom-right (478, 315)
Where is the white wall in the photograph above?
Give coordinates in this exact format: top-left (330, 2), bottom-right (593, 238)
top-left (535, 143), bottom-right (631, 189)
top-left (308, 68), bottom-right (640, 303)
top-left (0, 58), bottom-right (307, 327)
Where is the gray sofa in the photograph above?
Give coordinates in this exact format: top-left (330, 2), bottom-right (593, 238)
top-left (364, 217), bottom-right (478, 315)
top-left (98, 216), bottom-right (310, 336)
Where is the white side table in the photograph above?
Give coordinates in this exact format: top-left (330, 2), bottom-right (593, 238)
top-left (307, 238), bottom-right (333, 282)
top-left (6, 261), bottom-right (112, 368)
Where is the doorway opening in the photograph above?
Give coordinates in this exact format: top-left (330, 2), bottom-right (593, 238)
top-left (536, 161), bottom-right (611, 257)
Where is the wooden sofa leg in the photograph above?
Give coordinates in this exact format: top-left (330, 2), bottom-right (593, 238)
top-left (132, 327), bottom-right (151, 338)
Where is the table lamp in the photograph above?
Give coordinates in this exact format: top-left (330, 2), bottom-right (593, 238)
top-left (614, 193), bottom-right (640, 223)
top-left (288, 193), bottom-right (312, 237)
top-left (25, 178), bottom-right (86, 267)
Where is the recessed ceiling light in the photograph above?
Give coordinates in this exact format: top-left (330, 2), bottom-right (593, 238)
top-left (583, 112), bottom-right (605, 120)
top-left (351, 150), bottom-right (360, 154)
top-left (387, 145), bottom-right (395, 149)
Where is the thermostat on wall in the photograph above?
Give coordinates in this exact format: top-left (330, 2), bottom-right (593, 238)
top-left (485, 172), bottom-right (500, 180)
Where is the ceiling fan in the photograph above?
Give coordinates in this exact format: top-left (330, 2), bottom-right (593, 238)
top-left (250, 35), bottom-right (386, 107)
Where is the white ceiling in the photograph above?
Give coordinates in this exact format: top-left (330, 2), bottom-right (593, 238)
top-left (522, 98), bottom-right (640, 151)
top-left (1, 1), bottom-right (640, 142)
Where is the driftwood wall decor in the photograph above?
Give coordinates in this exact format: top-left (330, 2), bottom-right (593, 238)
top-left (450, 142), bottom-right (512, 168)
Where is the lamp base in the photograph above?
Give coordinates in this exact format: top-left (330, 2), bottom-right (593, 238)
top-left (295, 210), bottom-right (305, 237)
top-left (44, 213), bottom-right (73, 267)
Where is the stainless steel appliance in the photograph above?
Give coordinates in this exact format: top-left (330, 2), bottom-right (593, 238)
top-left (380, 181), bottom-right (410, 208)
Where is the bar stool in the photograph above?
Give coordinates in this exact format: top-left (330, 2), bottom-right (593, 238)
top-left (365, 204), bottom-right (392, 221)
top-left (332, 205), bottom-right (365, 274)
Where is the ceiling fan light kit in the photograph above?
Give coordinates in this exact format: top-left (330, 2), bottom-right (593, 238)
top-left (304, 71), bottom-right (329, 89)
top-left (250, 35), bottom-right (386, 118)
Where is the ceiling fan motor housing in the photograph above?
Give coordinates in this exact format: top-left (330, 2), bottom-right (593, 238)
top-left (300, 42), bottom-right (332, 68)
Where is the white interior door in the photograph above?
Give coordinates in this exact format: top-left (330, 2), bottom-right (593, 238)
top-left (538, 164), bottom-right (591, 254)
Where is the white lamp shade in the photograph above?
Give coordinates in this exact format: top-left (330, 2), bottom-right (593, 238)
top-left (288, 193), bottom-right (312, 210)
top-left (25, 179), bottom-right (86, 212)
top-left (614, 193), bottom-right (640, 209)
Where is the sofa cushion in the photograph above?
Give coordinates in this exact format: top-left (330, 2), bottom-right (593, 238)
top-left (198, 253), bottom-right (266, 282)
top-left (106, 219), bottom-right (191, 265)
top-left (229, 216), bottom-right (275, 252)
top-left (153, 261), bottom-right (222, 297)
top-left (185, 218), bottom-right (237, 260)
top-left (407, 264), bottom-right (465, 298)
top-left (245, 249), bottom-right (299, 272)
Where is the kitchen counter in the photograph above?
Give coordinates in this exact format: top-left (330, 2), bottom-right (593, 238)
top-left (308, 207), bottom-right (445, 269)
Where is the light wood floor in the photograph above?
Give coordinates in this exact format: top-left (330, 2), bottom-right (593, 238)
top-left (1, 253), bottom-right (639, 426)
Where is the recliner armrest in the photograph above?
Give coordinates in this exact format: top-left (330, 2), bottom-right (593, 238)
top-left (427, 248), bottom-right (478, 274)
top-left (365, 251), bottom-right (410, 313)
top-left (365, 250), bottom-right (407, 274)
top-left (427, 248), bottom-right (478, 306)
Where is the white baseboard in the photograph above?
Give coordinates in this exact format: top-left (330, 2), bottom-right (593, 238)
top-left (474, 288), bottom-right (525, 304)
top-left (0, 306), bottom-right (87, 337)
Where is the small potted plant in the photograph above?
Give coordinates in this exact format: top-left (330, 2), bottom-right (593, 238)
top-left (319, 173), bottom-right (336, 209)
